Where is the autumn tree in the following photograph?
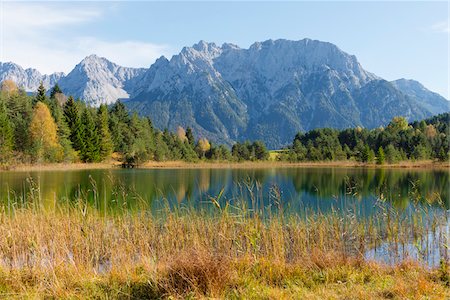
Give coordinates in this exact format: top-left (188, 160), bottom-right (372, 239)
top-left (196, 138), bottom-right (211, 158)
top-left (177, 126), bottom-right (187, 142)
top-left (1, 80), bottom-right (18, 96)
top-left (388, 116), bottom-right (409, 132)
top-left (29, 102), bottom-right (62, 162)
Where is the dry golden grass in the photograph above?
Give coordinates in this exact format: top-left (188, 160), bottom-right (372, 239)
top-left (2, 158), bottom-right (448, 172)
top-left (0, 199), bottom-right (448, 299)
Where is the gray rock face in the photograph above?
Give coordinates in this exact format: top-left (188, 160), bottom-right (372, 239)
top-left (57, 55), bottom-right (146, 106)
top-left (0, 62), bottom-right (64, 92)
top-left (125, 39), bottom-right (449, 148)
top-left (391, 79), bottom-right (449, 115)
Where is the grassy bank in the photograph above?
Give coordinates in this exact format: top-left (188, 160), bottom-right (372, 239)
top-left (0, 199), bottom-right (448, 299)
top-left (2, 159), bottom-right (449, 172)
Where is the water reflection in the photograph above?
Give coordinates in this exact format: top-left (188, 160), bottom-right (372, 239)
top-left (0, 168), bottom-right (448, 214)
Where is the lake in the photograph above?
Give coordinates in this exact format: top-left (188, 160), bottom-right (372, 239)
top-left (0, 167), bottom-right (448, 214)
top-left (0, 167), bottom-right (449, 266)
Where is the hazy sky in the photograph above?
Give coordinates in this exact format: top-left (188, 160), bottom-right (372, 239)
top-left (1, 1), bottom-right (448, 98)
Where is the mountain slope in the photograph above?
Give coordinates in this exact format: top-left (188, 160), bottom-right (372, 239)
top-left (391, 79), bottom-right (449, 115)
top-left (125, 39), bottom-right (449, 148)
top-left (1, 39), bottom-right (448, 148)
top-left (57, 55), bottom-right (146, 106)
top-left (0, 62), bottom-right (64, 92)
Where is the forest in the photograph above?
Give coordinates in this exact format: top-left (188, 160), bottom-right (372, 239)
top-left (0, 80), bottom-right (448, 166)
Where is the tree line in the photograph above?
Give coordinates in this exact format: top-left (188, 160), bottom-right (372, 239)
top-left (0, 81), bottom-right (270, 166)
top-left (0, 80), bottom-right (448, 166)
top-left (281, 114), bottom-right (449, 163)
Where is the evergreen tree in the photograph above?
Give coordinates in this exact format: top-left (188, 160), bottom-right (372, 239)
top-left (5, 90), bottom-right (33, 152)
top-left (109, 101), bottom-right (132, 153)
top-left (252, 141), bottom-right (269, 160)
top-left (97, 104), bottom-right (113, 160)
top-left (50, 84), bottom-right (62, 99)
top-left (0, 100), bottom-right (13, 163)
top-left (377, 147), bottom-right (385, 165)
top-left (186, 127), bottom-right (195, 147)
top-left (63, 96), bottom-right (85, 153)
top-left (53, 101), bottom-right (76, 162)
top-left (154, 132), bottom-right (170, 161)
top-left (80, 109), bottom-right (100, 162)
top-left (124, 113), bottom-right (155, 165)
top-left (385, 144), bottom-right (401, 164)
top-left (34, 82), bottom-right (47, 106)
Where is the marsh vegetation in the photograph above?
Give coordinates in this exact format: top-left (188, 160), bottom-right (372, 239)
top-left (0, 168), bottom-right (448, 298)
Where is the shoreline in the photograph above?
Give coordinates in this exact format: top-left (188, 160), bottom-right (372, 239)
top-left (2, 160), bottom-right (449, 172)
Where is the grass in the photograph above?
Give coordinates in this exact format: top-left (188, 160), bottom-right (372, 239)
top-left (2, 158), bottom-right (449, 172)
top-left (0, 180), bottom-right (448, 299)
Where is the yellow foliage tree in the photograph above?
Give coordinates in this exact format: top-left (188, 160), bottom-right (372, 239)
top-left (29, 102), bottom-right (62, 162)
top-left (388, 116), bottom-right (409, 131)
top-left (424, 125), bottom-right (437, 139)
top-left (1, 80), bottom-right (18, 96)
top-left (176, 126), bottom-right (187, 142)
top-left (198, 138), bottom-right (211, 157)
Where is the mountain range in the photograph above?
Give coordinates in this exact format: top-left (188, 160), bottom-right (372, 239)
top-left (1, 38), bottom-right (448, 148)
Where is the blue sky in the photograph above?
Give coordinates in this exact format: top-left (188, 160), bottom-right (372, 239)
top-left (1, 1), bottom-right (448, 98)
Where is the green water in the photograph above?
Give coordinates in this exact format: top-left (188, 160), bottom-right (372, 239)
top-left (0, 167), bottom-right (448, 215)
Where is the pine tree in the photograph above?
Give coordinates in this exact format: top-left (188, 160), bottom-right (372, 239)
top-left (97, 104), bottom-right (113, 160)
top-left (0, 100), bottom-right (13, 163)
top-left (53, 103), bottom-right (76, 162)
top-left (34, 82), bottom-right (47, 106)
top-left (80, 109), bottom-right (100, 162)
top-left (377, 147), bottom-right (385, 165)
top-left (186, 127), bottom-right (195, 147)
top-left (385, 144), bottom-right (401, 164)
top-left (63, 96), bottom-right (84, 153)
top-left (109, 100), bottom-right (132, 153)
top-left (50, 84), bottom-right (62, 99)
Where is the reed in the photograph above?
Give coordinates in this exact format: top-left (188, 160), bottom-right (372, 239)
top-left (0, 179), bottom-right (448, 299)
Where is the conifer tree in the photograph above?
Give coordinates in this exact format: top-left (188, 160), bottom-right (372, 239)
top-left (97, 104), bottom-right (113, 160)
top-left (50, 84), bottom-right (62, 99)
top-left (80, 109), bottom-right (100, 162)
top-left (64, 96), bottom-right (85, 153)
top-left (109, 100), bottom-right (132, 153)
top-left (34, 82), bottom-right (47, 106)
top-left (0, 100), bottom-right (13, 162)
top-left (377, 147), bottom-right (385, 165)
top-left (53, 104), bottom-right (76, 162)
top-left (186, 127), bottom-right (195, 147)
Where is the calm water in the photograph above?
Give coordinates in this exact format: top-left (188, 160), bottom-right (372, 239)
top-left (0, 167), bottom-right (449, 266)
top-left (0, 167), bottom-right (448, 213)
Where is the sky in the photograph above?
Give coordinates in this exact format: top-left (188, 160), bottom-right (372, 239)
top-left (0, 1), bottom-right (449, 98)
